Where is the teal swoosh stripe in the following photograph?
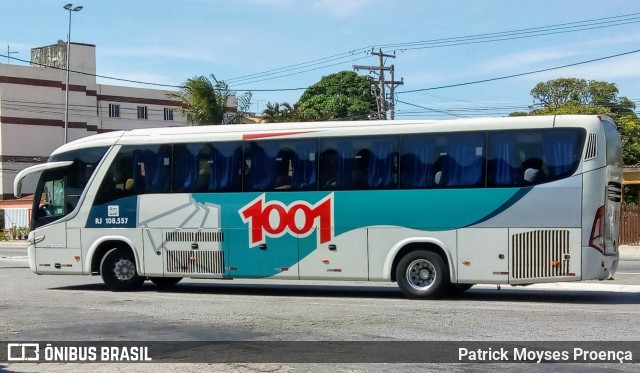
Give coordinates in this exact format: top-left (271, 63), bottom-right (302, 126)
top-left (463, 188), bottom-right (532, 227)
top-left (333, 188), bottom-right (525, 235)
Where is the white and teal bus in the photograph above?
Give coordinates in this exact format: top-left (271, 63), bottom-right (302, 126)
top-left (14, 115), bottom-right (622, 299)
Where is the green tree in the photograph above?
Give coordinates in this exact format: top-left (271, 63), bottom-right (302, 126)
top-left (618, 115), bottom-right (640, 166)
top-left (262, 102), bottom-right (296, 123)
top-left (527, 78), bottom-right (635, 117)
top-left (169, 75), bottom-right (251, 125)
top-left (295, 71), bottom-right (377, 121)
top-left (512, 78), bottom-right (640, 203)
top-left (169, 75), bottom-right (226, 125)
top-left (225, 90), bottom-right (253, 124)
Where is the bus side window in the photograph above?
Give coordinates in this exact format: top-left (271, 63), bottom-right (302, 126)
top-left (319, 148), bottom-right (338, 190)
top-left (352, 148), bottom-right (371, 189)
top-left (440, 133), bottom-right (485, 188)
top-left (400, 135), bottom-right (437, 189)
top-left (245, 142), bottom-right (279, 191)
top-left (274, 148), bottom-right (293, 190)
top-left (542, 130), bottom-right (580, 180)
top-left (128, 146), bottom-right (169, 194)
top-left (173, 144), bottom-right (200, 193)
top-left (320, 139), bottom-right (354, 190)
top-left (95, 153), bottom-right (134, 205)
top-left (487, 132), bottom-right (523, 187)
top-left (291, 141), bottom-right (317, 191)
top-left (367, 139), bottom-right (398, 189)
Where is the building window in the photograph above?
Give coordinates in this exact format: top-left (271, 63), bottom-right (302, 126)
top-left (108, 104), bottom-right (120, 118)
top-left (164, 108), bottom-right (174, 121)
top-left (137, 106), bottom-right (148, 120)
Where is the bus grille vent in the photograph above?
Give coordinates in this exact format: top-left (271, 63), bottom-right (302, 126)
top-left (584, 133), bottom-right (597, 160)
top-left (165, 231), bottom-right (224, 242)
top-left (511, 230), bottom-right (571, 279)
top-left (165, 250), bottom-right (224, 274)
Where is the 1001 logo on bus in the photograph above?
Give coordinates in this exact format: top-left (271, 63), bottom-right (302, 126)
top-left (239, 193), bottom-right (334, 247)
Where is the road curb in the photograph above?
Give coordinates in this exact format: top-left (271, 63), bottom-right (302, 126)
top-left (475, 282), bottom-right (640, 293)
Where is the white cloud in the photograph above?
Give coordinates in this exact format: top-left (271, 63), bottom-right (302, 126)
top-left (98, 44), bottom-right (228, 65)
top-left (240, 0), bottom-right (378, 18)
top-left (585, 32), bottom-right (640, 48)
top-left (96, 70), bottom-right (181, 90)
top-left (520, 53), bottom-right (640, 82)
top-left (312, 0), bottom-right (378, 17)
top-left (474, 48), bottom-right (580, 75)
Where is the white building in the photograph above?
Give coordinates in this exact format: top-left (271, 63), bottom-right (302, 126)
top-left (0, 41), bottom-right (198, 199)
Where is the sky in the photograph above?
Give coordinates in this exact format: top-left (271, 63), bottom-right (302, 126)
top-left (1, 0), bottom-right (640, 120)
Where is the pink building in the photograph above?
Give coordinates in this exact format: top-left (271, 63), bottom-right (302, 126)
top-left (0, 41), bottom-right (190, 199)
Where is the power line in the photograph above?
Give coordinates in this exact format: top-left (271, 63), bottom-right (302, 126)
top-left (1, 12), bottom-right (639, 94)
top-left (378, 13), bottom-right (640, 51)
top-left (396, 99), bottom-right (466, 118)
top-left (224, 12), bottom-right (640, 86)
top-left (226, 48), bottom-right (372, 84)
top-left (397, 49), bottom-right (640, 94)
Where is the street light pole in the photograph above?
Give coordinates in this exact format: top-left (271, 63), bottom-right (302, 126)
top-left (63, 3), bottom-right (82, 144)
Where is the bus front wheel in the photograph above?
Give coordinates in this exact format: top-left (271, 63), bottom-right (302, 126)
top-left (396, 250), bottom-right (450, 299)
top-left (100, 247), bottom-right (144, 291)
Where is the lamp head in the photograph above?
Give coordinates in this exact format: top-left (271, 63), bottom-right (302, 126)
top-left (64, 4), bottom-right (82, 11)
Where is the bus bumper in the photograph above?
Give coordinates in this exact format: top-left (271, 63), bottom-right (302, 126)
top-left (27, 243), bottom-right (37, 274)
top-left (582, 246), bottom-right (619, 280)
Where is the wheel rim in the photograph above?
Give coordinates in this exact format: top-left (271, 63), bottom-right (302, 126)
top-left (405, 258), bottom-right (436, 291)
top-left (112, 257), bottom-right (136, 281)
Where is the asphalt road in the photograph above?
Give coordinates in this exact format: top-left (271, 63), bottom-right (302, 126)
top-left (1, 242), bottom-right (639, 372)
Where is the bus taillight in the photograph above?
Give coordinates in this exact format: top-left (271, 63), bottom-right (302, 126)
top-left (589, 206), bottom-right (605, 253)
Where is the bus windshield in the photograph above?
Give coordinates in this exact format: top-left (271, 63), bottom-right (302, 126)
top-left (31, 147), bottom-right (109, 228)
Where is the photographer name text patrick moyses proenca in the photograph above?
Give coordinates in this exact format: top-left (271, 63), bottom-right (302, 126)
top-left (459, 347), bottom-right (633, 363)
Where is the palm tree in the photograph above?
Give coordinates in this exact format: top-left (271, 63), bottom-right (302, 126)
top-left (262, 102), bottom-right (296, 123)
top-left (169, 75), bottom-right (226, 125)
top-left (225, 90), bottom-right (253, 124)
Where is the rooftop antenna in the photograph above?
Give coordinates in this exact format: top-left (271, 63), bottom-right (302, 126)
top-left (6, 44), bottom-right (18, 63)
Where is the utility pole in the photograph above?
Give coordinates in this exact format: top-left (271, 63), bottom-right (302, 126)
top-left (353, 48), bottom-right (403, 120)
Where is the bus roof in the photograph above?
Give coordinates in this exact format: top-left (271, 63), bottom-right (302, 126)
top-left (51, 115), bottom-right (611, 155)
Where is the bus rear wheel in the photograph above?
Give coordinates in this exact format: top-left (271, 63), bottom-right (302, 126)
top-left (396, 250), bottom-right (450, 299)
top-left (149, 277), bottom-right (182, 288)
top-left (100, 247), bottom-right (144, 291)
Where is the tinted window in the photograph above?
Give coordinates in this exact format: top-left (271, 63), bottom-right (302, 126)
top-left (95, 145), bottom-right (171, 205)
top-left (320, 137), bottom-right (397, 190)
top-left (400, 133), bottom-right (485, 189)
top-left (487, 129), bottom-right (584, 187)
top-left (174, 142), bottom-right (242, 193)
top-left (400, 135), bottom-right (439, 189)
top-left (244, 140), bottom-right (317, 192)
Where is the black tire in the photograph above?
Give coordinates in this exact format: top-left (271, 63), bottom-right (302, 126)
top-left (149, 277), bottom-right (182, 288)
top-left (100, 247), bottom-right (144, 291)
top-left (395, 250), bottom-right (450, 299)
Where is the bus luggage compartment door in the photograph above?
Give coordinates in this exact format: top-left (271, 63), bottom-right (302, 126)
top-left (457, 228), bottom-right (509, 284)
